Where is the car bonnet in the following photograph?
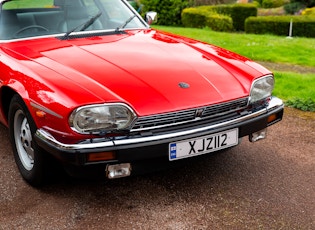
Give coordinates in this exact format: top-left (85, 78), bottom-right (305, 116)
top-left (4, 29), bottom-right (271, 116)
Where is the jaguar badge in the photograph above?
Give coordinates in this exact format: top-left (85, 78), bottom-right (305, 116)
top-left (178, 82), bottom-right (190, 89)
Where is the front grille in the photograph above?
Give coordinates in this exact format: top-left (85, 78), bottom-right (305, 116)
top-left (131, 97), bottom-right (249, 132)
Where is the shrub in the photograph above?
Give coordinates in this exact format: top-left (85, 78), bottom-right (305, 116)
top-left (258, 6), bottom-right (286, 16)
top-left (222, 4), bottom-right (257, 31)
top-left (197, 4), bottom-right (257, 31)
top-left (140, 0), bottom-right (190, 26)
top-left (205, 14), bottom-right (233, 31)
top-left (245, 15), bottom-right (315, 37)
top-left (181, 7), bottom-right (233, 31)
top-left (284, 2), bottom-right (305, 14)
top-left (128, 1), bottom-right (138, 9)
top-left (286, 98), bottom-right (315, 111)
top-left (190, 0), bottom-right (235, 5)
top-left (181, 7), bottom-right (208, 28)
top-left (284, 0), bottom-right (315, 14)
top-left (302, 6), bottom-right (315, 14)
top-left (262, 0), bottom-right (288, 8)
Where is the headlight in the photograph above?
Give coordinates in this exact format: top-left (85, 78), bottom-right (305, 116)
top-left (250, 75), bottom-right (274, 104)
top-left (69, 103), bottom-right (137, 134)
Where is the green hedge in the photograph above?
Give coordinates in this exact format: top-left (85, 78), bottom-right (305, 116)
top-left (245, 16), bottom-right (315, 37)
top-left (181, 8), bottom-right (208, 28)
top-left (261, 0), bottom-right (288, 8)
top-left (206, 14), bottom-right (233, 32)
top-left (190, 4), bottom-right (257, 31)
top-left (181, 7), bottom-right (233, 31)
top-left (302, 7), bottom-right (315, 15)
top-left (140, 0), bottom-right (190, 26)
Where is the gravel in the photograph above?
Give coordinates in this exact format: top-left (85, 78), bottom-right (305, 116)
top-left (0, 107), bottom-right (314, 229)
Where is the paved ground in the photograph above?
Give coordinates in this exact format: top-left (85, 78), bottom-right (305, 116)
top-left (0, 106), bottom-right (314, 229)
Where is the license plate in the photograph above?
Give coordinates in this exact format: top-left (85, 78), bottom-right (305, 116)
top-left (169, 128), bottom-right (238, 161)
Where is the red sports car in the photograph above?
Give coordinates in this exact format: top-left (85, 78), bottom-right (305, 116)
top-left (0, 0), bottom-right (283, 186)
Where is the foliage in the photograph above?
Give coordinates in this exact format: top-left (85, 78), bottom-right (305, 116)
top-left (140, 0), bottom-right (190, 26)
top-left (291, 0), bottom-right (315, 8)
top-left (245, 15), bottom-right (315, 37)
top-left (284, 0), bottom-right (315, 14)
top-left (189, 0), bottom-right (235, 5)
top-left (286, 98), bottom-right (315, 111)
top-left (284, 2), bottom-right (305, 14)
top-left (262, 0), bottom-right (289, 8)
top-left (302, 6), bottom-right (315, 14)
top-left (211, 4), bottom-right (258, 31)
top-left (184, 4), bottom-right (257, 31)
top-left (258, 6), bottom-right (286, 15)
top-left (181, 7), bottom-right (233, 31)
top-left (128, 1), bottom-right (138, 9)
top-left (140, 1), bottom-right (256, 28)
top-left (181, 7), bottom-right (209, 28)
top-left (206, 13), bottom-right (233, 31)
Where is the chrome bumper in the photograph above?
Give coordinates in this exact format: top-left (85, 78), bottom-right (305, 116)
top-left (35, 97), bottom-right (284, 153)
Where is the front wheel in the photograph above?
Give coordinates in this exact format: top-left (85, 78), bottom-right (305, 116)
top-left (8, 95), bottom-right (47, 186)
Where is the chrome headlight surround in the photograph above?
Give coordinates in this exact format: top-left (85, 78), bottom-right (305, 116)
top-left (249, 75), bottom-right (274, 104)
top-left (69, 103), bottom-right (137, 134)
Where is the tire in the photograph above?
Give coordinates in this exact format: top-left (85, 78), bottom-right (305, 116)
top-left (8, 95), bottom-right (48, 186)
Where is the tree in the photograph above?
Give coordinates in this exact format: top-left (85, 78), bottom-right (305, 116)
top-left (284, 0), bottom-right (315, 14)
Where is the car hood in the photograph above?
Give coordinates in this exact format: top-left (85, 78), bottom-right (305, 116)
top-left (5, 30), bottom-right (271, 116)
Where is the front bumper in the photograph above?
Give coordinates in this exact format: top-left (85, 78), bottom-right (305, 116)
top-left (35, 97), bottom-right (284, 166)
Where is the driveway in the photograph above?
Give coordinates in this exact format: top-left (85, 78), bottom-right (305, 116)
top-left (0, 107), bottom-right (314, 229)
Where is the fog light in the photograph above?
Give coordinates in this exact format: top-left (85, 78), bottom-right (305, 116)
top-left (106, 163), bottom-right (131, 179)
top-left (249, 128), bottom-right (267, 142)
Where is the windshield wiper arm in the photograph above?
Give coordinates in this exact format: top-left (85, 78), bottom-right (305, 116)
top-left (63, 12), bottom-right (102, 39)
top-left (115, 15), bottom-right (136, 32)
top-left (80, 11), bottom-right (102, 32)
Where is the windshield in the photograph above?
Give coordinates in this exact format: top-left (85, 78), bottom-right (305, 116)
top-left (0, 0), bottom-right (147, 40)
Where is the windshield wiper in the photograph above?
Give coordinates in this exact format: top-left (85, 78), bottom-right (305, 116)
top-left (115, 15), bottom-right (136, 32)
top-left (63, 12), bottom-right (102, 39)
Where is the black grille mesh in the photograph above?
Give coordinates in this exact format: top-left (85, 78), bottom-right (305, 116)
top-left (131, 97), bottom-right (248, 131)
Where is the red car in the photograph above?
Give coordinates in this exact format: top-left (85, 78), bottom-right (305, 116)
top-left (0, 0), bottom-right (283, 186)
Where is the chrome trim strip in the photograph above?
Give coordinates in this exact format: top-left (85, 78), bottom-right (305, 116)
top-left (35, 97), bottom-right (284, 152)
top-left (267, 96), bottom-right (283, 111)
top-left (30, 101), bottom-right (63, 119)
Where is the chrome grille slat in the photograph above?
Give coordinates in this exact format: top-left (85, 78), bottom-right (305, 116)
top-left (132, 98), bottom-right (248, 132)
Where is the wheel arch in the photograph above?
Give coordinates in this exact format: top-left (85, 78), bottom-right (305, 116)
top-left (0, 85), bottom-right (29, 126)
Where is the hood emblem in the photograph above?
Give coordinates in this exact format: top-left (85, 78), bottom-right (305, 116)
top-left (195, 108), bottom-right (204, 118)
top-left (178, 82), bottom-right (190, 89)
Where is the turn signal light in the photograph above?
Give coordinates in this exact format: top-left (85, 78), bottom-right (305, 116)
top-left (267, 114), bottom-right (277, 123)
top-left (35, 110), bottom-right (46, 118)
top-left (87, 152), bottom-right (116, 162)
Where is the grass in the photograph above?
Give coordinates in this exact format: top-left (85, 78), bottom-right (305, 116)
top-left (154, 26), bottom-right (315, 111)
top-left (3, 0), bottom-right (53, 9)
top-left (154, 26), bottom-right (315, 68)
top-left (273, 72), bottom-right (315, 111)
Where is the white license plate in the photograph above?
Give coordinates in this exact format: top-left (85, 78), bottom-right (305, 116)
top-left (169, 128), bottom-right (238, 161)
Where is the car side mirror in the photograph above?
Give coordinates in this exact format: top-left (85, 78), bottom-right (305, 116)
top-left (145, 11), bottom-right (157, 25)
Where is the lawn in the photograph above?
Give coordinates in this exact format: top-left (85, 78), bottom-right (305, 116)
top-left (154, 26), bottom-right (315, 68)
top-left (154, 26), bottom-right (315, 111)
top-left (3, 0), bottom-right (54, 9)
